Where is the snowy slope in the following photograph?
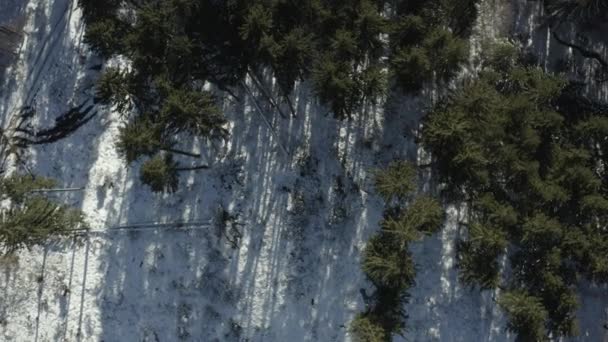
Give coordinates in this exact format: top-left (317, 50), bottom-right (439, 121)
top-left (0, 0), bottom-right (606, 342)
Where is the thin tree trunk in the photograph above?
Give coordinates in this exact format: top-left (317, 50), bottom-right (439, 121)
top-left (248, 70), bottom-right (288, 119)
top-left (28, 187), bottom-right (85, 193)
top-left (161, 147), bottom-right (201, 158)
top-left (175, 165), bottom-right (209, 172)
top-left (241, 81), bottom-right (290, 157)
top-left (283, 93), bottom-right (297, 117)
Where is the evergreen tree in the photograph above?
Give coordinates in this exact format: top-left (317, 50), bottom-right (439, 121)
top-left (312, 56), bottom-right (360, 118)
top-left (0, 174), bottom-right (55, 203)
top-left (79, 0), bottom-right (479, 191)
top-left (350, 313), bottom-right (387, 342)
top-left (381, 196), bottom-right (444, 241)
top-left (498, 290), bottom-right (548, 342)
top-left (139, 154), bottom-right (179, 193)
top-left (457, 221), bottom-right (507, 289)
top-left (83, 17), bottom-right (128, 58)
top-left (374, 161), bottom-right (416, 203)
top-left (96, 67), bottom-right (132, 113)
top-left (362, 233), bottom-right (416, 291)
top-left (159, 87), bottom-right (226, 138)
top-left (421, 42), bottom-right (608, 339)
top-left (0, 175), bottom-right (87, 253)
top-left (270, 28), bottom-right (314, 95)
top-left (116, 117), bottom-right (162, 163)
top-left (423, 28), bottom-right (468, 83)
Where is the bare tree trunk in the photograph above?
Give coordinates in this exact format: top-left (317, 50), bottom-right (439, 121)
top-left (28, 187), bottom-right (85, 193)
top-left (248, 70), bottom-right (288, 119)
top-left (175, 165), bottom-right (209, 172)
top-left (161, 147), bottom-right (201, 158)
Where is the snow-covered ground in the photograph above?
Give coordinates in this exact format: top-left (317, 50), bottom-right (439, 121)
top-left (0, 0), bottom-right (606, 341)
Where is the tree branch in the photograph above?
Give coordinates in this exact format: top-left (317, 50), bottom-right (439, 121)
top-left (175, 164), bottom-right (209, 172)
top-left (161, 147), bottom-right (201, 159)
top-left (552, 31), bottom-right (608, 69)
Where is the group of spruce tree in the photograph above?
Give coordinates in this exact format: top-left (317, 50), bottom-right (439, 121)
top-left (76, 0), bottom-right (608, 341)
top-left (78, 0), bottom-right (476, 193)
top-left (351, 161), bottom-right (443, 341)
top-left (421, 41), bottom-right (608, 340)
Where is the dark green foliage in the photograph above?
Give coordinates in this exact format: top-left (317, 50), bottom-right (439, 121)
top-left (374, 161), bottom-right (417, 202)
top-left (371, 287), bottom-right (409, 337)
top-left (84, 1), bottom-right (228, 192)
top-left (457, 222), bottom-right (507, 289)
top-left (358, 161), bottom-right (443, 339)
top-left (498, 290), bottom-right (548, 342)
top-left (267, 28), bottom-right (314, 95)
top-left (0, 174), bottom-right (55, 203)
top-left (442, 0), bottom-right (479, 36)
top-left (391, 47), bottom-right (432, 92)
top-left (350, 313), bottom-right (388, 342)
top-left (381, 196), bottom-right (444, 240)
top-left (482, 40), bottom-right (519, 72)
top-left (421, 42), bottom-right (608, 340)
top-left (389, 0), bottom-right (475, 93)
top-left (311, 57), bottom-right (360, 118)
top-left (401, 196), bottom-right (444, 236)
top-left (0, 175), bottom-right (87, 253)
top-left (78, 0), bottom-right (121, 22)
top-left (83, 0), bottom-right (476, 122)
top-left (362, 233), bottom-right (416, 290)
top-left (83, 17), bottom-right (128, 58)
top-left (116, 117), bottom-right (162, 163)
top-left (159, 87), bottom-right (226, 138)
top-left (139, 154), bottom-right (179, 193)
top-left (424, 29), bottom-right (468, 81)
top-left (96, 67), bottom-right (132, 113)
top-left (80, 0), bottom-right (481, 192)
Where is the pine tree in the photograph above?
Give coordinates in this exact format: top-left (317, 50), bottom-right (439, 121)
top-left (350, 313), bottom-right (387, 342)
top-left (391, 47), bottom-right (431, 92)
top-left (423, 28), bottom-right (468, 83)
top-left (116, 117), bottom-right (162, 163)
top-left (0, 175), bottom-right (86, 253)
top-left (239, 3), bottom-right (274, 49)
top-left (402, 196), bottom-right (444, 235)
top-left (0, 174), bottom-right (55, 203)
top-left (96, 67), bottom-right (132, 113)
top-left (381, 196), bottom-right (443, 241)
top-left (421, 44), bottom-right (608, 339)
top-left (159, 87), bottom-right (226, 138)
top-left (139, 154), bottom-right (180, 193)
top-left (359, 63), bottom-right (387, 105)
top-left (354, 0), bottom-right (387, 58)
top-left (312, 55), bottom-right (360, 118)
top-left (457, 222), bottom-right (507, 289)
top-left (270, 27), bottom-right (314, 95)
top-left (498, 290), bottom-right (548, 342)
top-left (78, 0), bottom-right (121, 22)
top-left (374, 161), bottom-right (416, 203)
top-left (362, 233), bottom-right (416, 291)
top-left (83, 17), bottom-right (128, 58)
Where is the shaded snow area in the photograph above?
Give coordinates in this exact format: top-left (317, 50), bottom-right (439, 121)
top-left (0, 0), bottom-right (606, 341)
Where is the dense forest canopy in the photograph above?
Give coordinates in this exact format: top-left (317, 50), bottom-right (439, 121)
top-left (55, 0), bottom-right (608, 341)
top-left (422, 42), bottom-right (608, 340)
top-left (78, 0), bottom-right (477, 192)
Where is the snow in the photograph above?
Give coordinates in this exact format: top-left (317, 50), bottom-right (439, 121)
top-left (0, 0), bottom-right (606, 341)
